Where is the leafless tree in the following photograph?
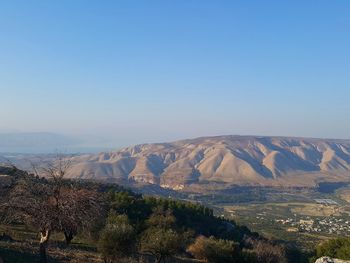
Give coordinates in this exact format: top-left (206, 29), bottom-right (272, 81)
top-left (243, 237), bottom-right (287, 263)
top-left (4, 156), bottom-right (101, 263)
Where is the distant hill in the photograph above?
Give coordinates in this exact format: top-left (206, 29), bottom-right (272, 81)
top-left (0, 132), bottom-right (110, 153)
top-left (65, 135), bottom-right (350, 191)
top-left (0, 132), bottom-right (80, 153)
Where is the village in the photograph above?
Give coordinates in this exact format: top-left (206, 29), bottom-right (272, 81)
top-left (275, 216), bottom-right (350, 235)
top-left (225, 197), bottom-right (350, 239)
top-left (267, 199), bottom-right (350, 235)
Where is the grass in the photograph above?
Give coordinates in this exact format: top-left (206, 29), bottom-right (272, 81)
top-left (0, 224), bottom-right (199, 263)
top-left (290, 203), bottom-right (340, 217)
top-left (0, 241), bottom-right (38, 263)
top-left (0, 224), bottom-right (102, 263)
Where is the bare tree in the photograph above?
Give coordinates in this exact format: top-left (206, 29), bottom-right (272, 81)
top-left (4, 156), bottom-right (101, 263)
top-left (243, 237), bottom-right (287, 263)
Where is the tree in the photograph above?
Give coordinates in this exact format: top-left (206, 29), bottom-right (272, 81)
top-left (146, 207), bottom-right (176, 229)
top-left (243, 237), bottom-right (287, 263)
top-left (140, 208), bottom-right (182, 263)
top-left (4, 157), bottom-right (101, 263)
top-left (59, 187), bottom-right (101, 245)
top-left (98, 214), bottom-right (136, 263)
top-left (140, 228), bottom-right (182, 263)
top-left (187, 235), bottom-right (241, 263)
top-left (107, 190), bottom-right (151, 228)
top-left (316, 237), bottom-right (350, 260)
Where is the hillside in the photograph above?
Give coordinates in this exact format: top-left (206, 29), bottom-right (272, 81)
top-left (65, 135), bottom-right (350, 191)
top-left (0, 166), bottom-right (300, 263)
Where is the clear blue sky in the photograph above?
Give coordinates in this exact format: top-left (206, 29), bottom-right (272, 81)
top-left (0, 1), bottom-right (349, 147)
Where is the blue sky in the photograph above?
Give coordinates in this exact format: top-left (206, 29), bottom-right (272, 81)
top-left (0, 1), bottom-right (349, 148)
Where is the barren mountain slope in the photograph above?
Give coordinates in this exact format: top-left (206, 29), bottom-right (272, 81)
top-left (67, 136), bottom-right (350, 190)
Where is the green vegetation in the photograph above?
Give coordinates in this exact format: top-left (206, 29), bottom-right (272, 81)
top-left (139, 207), bottom-right (184, 263)
top-left (210, 185), bottom-right (350, 251)
top-left (187, 235), bottom-right (240, 263)
top-left (103, 190), bottom-right (306, 262)
top-left (1, 165), bottom-right (348, 262)
top-left (314, 237), bottom-right (350, 261)
top-left (98, 214), bottom-right (136, 262)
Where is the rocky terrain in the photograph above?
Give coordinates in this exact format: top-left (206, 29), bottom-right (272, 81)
top-left (315, 257), bottom-right (350, 263)
top-left (63, 135), bottom-right (350, 191)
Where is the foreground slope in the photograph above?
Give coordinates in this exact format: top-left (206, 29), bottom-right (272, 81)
top-left (67, 136), bottom-right (350, 190)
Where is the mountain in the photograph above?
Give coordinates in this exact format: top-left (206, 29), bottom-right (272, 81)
top-left (65, 135), bottom-right (350, 191)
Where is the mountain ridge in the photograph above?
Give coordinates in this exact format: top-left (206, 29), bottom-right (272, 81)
top-left (66, 135), bottom-right (350, 191)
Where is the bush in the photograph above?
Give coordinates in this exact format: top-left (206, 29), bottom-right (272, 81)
top-left (241, 249), bottom-right (258, 263)
top-left (187, 235), bottom-right (241, 263)
top-left (98, 214), bottom-right (136, 262)
top-left (140, 227), bottom-right (182, 263)
top-left (316, 237), bottom-right (350, 260)
top-left (244, 237), bottom-right (287, 263)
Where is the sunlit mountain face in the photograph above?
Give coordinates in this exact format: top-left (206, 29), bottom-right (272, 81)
top-left (52, 135), bottom-right (350, 191)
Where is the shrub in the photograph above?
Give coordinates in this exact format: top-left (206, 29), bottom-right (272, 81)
top-left (316, 237), bottom-right (350, 260)
top-left (98, 214), bottom-right (136, 262)
top-left (244, 237), bottom-right (287, 263)
top-left (187, 235), bottom-right (241, 263)
top-left (140, 227), bottom-right (182, 263)
top-left (140, 208), bottom-right (184, 263)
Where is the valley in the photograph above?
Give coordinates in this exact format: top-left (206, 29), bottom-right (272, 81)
top-left (2, 135), bottom-right (350, 261)
top-left (207, 185), bottom-right (350, 249)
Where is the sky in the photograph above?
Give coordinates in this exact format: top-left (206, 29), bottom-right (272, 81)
top-left (0, 1), bottom-right (350, 149)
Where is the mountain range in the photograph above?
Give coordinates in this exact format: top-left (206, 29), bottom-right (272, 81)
top-left (65, 135), bottom-right (350, 191)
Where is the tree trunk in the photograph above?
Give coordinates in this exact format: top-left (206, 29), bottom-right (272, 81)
top-left (39, 229), bottom-right (50, 263)
top-left (155, 255), bottom-right (162, 263)
top-left (64, 230), bottom-right (74, 245)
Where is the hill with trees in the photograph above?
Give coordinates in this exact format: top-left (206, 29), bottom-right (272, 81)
top-left (0, 163), bottom-right (323, 263)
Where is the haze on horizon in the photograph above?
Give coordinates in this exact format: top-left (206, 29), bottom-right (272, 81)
top-left (1, 1), bottom-right (350, 150)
